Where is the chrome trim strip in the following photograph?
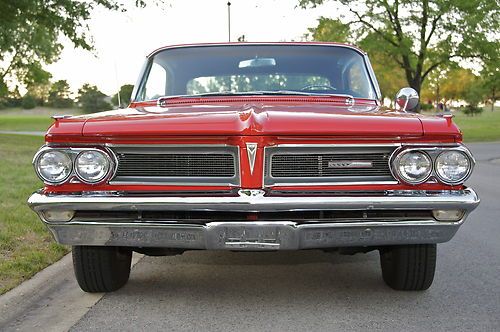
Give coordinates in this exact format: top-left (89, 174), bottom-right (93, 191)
top-left (105, 143), bottom-right (232, 148)
top-left (267, 181), bottom-right (399, 187)
top-left (269, 143), bottom-right (402, 148)
top-left (107, 180), bottom-right (240, 186)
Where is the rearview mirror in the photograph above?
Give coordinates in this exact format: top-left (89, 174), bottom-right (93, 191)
top-left (395, 87), bottom-right (419, 112)
top-left (238, 57), bottom-right (276, 68)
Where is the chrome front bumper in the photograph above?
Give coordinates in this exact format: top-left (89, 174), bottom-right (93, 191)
top-left (28, 189), bottom-right (480, 250)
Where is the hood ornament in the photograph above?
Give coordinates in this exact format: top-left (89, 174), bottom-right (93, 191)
top-left (246, 143), bottom-right (258, 174)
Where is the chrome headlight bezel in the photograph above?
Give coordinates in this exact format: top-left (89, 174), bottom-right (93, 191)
top-left (391, 150), bottom-right (433, 185)
top-left (74, 149), bottom-right (112, 184)
top-left (33, 148), bottom-right (73, 185)
top-left (33, 146), bottom-right (115, 186)
top-left (434, 149), bottom-right (474, 185)
top-left (390, 145), bottom-right (474, 186)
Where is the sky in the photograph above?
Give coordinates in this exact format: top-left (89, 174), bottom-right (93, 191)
top-left (46, 0), bottom-right (345, 96)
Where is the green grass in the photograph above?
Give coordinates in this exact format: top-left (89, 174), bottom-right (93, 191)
top-left (0, 115), bottom-right (54, 132)
top-left (453, 109), bottom-right (500, 142)
top-left (0, 134), bottom-right (69, 295)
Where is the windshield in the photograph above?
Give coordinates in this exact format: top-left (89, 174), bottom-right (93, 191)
top-left (135, 45), bottom-right (378, 101)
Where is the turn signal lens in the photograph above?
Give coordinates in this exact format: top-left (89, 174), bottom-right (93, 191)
top-left (432, 210), bottom-right (464, 221)
top-left (42, 210), bottom-right (75, 222)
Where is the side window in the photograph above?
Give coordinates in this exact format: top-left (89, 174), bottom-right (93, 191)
top-left (144, 63), bottom-right (166, 100)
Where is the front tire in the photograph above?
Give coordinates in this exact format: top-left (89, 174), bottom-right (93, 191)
top-left (379, 244), bottom-right (436, 291)
top-left (72, 246), bottom-right (132, 293)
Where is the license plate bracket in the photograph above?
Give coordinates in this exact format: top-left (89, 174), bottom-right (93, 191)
top-left (206, 222), bottom-right (298, 250)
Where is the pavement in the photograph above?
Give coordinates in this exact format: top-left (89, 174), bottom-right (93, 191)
top-left (0, 130), bottom-right (45, 136)
top-left (0, 142), bottom-right (499, 332)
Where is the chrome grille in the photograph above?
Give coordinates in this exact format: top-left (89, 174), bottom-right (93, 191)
top-left (265, 145), bottom-right (397, 186)
top-left (116, 154), bottom-right (235, 177)
top-left (110, 145), bottom-right (239, 186)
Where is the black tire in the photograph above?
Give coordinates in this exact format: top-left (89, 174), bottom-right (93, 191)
top-left (379, 244), bottom-right (436, 291)
top-left (72, 246), bottom-right (132, 293)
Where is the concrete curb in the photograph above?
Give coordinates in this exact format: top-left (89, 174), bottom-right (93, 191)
top-left (0, 252), bottom-right (143, 332)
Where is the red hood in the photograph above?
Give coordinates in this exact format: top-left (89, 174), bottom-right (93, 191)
top-left (47, 101), bottom-right (460, 139)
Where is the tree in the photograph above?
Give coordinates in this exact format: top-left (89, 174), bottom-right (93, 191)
top-left (480, 61), bottom-right (499, 112)
top-left (77, 84), bottom-right (111, 113)
top-left (306, 17), bottom-right (351, 43)
top-left (0, 1), bottom-right (162, 92)
top-left (48, 80), bottom-right (74, 108)
top-left (111, 84), bottom-right (134, 108)
top-left (21, 94), bottom-right (37, 109)
top-left (357, 32), bottom-right (406, 103)
top-left (439, 68), bottom-right (479, 105)
top-left (306, 18), bottom-right (406, 103)
top-left (300, 0), bottom-right (500, 94)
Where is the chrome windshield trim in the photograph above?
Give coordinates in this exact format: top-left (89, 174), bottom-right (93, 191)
top-left (146, 42), bottom-right (368, 59)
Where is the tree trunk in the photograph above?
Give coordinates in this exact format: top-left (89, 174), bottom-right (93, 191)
top-left (410, 77), bottom-right (422, 95)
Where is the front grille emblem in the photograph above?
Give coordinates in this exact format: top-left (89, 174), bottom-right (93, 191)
top-left (327, 160), bottom-right (373, 168)
top-left (246, 143), bottom-right (258, 174)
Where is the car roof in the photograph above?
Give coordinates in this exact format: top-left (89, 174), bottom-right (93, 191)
top-left (146, 42), bottom-right (366, 58)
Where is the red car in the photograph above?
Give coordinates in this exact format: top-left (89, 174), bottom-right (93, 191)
top-left (28, 43), bottom-right (479, 292)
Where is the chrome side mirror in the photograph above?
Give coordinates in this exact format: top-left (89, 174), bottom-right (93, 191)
top-left (395, 87), bottom-right (419, 112)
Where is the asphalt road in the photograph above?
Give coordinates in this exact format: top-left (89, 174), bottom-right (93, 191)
top-left (2, 142), bottom-right (500, 331)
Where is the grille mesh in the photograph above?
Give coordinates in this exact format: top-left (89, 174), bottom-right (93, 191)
top-left (271, 153), bottom-right (391, 178)
top-left (115, 153), bottom-right (235, 177)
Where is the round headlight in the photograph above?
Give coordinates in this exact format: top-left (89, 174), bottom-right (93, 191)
top-left (394, 150), bottom-right (432, 184)
top-left (36, 150), bottom-right (72, 184)
top-left (75, 150), bottom-right (111, 183)
top-left (435, 150), bottom-right (471, 184)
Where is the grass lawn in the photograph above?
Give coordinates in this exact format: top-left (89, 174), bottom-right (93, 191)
top-left (0, 134), bottom-right (69, 295)
top-left (453, 109), bottom-right (500, 142)
top-left (0, 114), bottom-right (54, 132)
top-left (0, 106), bottom-right (81, 132)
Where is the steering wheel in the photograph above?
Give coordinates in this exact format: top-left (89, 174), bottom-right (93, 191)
top-left (300, 84), bottom-right (337, 91)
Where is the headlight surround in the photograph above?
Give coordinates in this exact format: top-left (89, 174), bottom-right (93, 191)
top-left (75, 150), bottom-right (111, 183)
top-left (435, 150), bottom-right (471, 184)
top-left (35, 150), bottom-right (73, 184)
top-left (393, 150), bottom-right (432, 184)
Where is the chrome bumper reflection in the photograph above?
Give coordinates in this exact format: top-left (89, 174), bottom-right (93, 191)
top-left (28, 188), bottom-right (480, 249)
